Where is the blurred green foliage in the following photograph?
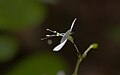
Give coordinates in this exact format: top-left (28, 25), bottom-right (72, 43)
top-left (39, 0), bottom-right (59, 5)
top-left (0, 35), bottom-right (19, 62)
top-left (7, 52), bottom-right (67, 75)
top-left (0, 0), bottom-right (46, 31)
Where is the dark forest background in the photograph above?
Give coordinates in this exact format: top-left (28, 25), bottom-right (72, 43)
top-left (0, 0), bottom-right (120, 75)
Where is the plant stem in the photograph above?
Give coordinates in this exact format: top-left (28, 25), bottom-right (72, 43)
top-left (72, 54), bottom-right (83, 75)
top-left (72, 45), bottom-right (94, 75)
top-left (73, 43), bottom-right (80, 54)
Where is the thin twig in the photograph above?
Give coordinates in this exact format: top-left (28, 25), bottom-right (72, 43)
top-left (73, 43), bottom-right (80, 54)
top-left (72, 54), bottom-right (83, 75)
top-left (72, 44), bottom-right (95, 75)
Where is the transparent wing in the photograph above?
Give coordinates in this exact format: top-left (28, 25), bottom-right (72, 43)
top-left (70, 18), bottom-right (77, 31)
top-left (53, 39), bottom-right (67, 51)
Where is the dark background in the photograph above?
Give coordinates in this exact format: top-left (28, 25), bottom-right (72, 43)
top-left (0, 0), bottom-right (120, 75)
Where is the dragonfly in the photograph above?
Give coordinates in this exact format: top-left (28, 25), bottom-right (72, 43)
top-left (41, 18), bottom-right (78, 52)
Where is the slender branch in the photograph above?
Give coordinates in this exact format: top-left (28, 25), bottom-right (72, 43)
top-left (72, 43), bottom-right (98, 75)
top-left (72, 54), bottom-right (83, 75)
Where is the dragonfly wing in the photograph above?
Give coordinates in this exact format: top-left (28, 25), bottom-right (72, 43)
top-left (70, 18), bottom-right (77, 31)
top-left (53, 39), bottom-right (67, 51)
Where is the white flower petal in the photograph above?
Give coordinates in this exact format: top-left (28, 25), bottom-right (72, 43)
top-left (53, 39), bottom-right (67, 51)
top-left (70, 18), bottom-right (77, 31)
top-left (60, 30), bottom-right (71, 43)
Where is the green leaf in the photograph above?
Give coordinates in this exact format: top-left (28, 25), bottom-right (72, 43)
top-left (6, 52), bottom-right (67, 75)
